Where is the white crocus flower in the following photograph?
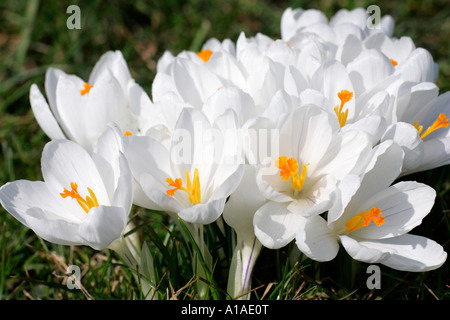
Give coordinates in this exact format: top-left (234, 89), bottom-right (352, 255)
top-left (124, 107), bottom-right (244, 225)
top-left (30, 51), bottom-right (140, 152)
top-left (297, 141), bottom-right (447, 271)
top-left (0, 139), bottom-right (134, 257)
top-left (152, 53), bottom-right (224, 109)
top-left (381, 81), bottom-right (450, 174)
top-left (223, 165), bottom-right (266, 299)
top-left (280, 8), bottom-right (328, 42)
top-left (253, 104), bottom-right (371, 249)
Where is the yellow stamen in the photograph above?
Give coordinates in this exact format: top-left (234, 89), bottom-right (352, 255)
top-left (60, 182), bottom-right (99, 213)
top-left (334, 90), bottom-right (353, 127)
top-left (414, 113), bottom-right (449, 140)
top-left (80, 82), bottom-right (93, 95)
top-left (166, 169), bottom-right (201, 205)
top-left (390, 58), bottom-right (398, 66)
top-left (345, 207), bottom-right (385, 233)
top-left (123, 131), bottom-right (133, 136)
top-left (275, 156), bottom-right (309, 192)
top-left (197, 49), bottom-right (213, 62)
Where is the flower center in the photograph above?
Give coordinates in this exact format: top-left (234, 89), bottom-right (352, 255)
top-left (345, 207), bottom-right (385, 233)
top-left (166, 169), bottom-right (201, 205)
top-left (197, 49), bottom-right (213, 62)
top-left (80, 82), bottom-right (93, 95)
top-left (60, 182), bottom-right (99, 213)
top-left (123, 131), bottom-right (133, 136)
top-left (275, 156), bottom-right (309, 192)
top-left (413, 113), bottom-right (449, 140)
top-left (334, 90), bottom-right (353, 127)
top-left (390, 58), bottom-right (398, 66)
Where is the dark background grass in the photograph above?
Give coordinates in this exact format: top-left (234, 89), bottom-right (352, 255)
top-left (0, 0), bottom-right (448, 300)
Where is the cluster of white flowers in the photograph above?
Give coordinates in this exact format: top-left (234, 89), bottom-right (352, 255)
top-left (0, 7), bottom-right (448, 299)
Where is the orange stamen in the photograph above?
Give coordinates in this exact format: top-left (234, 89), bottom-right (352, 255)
top-left (334, 90), bottom-right (353, 127)
top-left (166, 169), bottom-right (201, 205)
top-left (390, 58), bottom-right (398, 66)
top-left (60, 182), bottom-right (99, 213)
top-left (80, 82), bottom-right (93, 95)
top-left (414, 113), bottom-right (449, 140)
top-left (197, 49), bottom-right (213, 62)
top-left (275, 156), bottom-right (309, 192)
top-left (345, 207), bottom-right (385, 233)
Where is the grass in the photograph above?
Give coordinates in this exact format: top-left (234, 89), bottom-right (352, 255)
top-left (0, 0), bottom-right (449, 300)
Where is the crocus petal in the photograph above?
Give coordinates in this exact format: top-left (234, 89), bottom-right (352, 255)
top-left (78, 205), bottom-right (127, 250)
top-left (223, 165), bottom-right (267, 238)
top-left (178, 198), bottom-right (226, 225)
top-left (41, 140), bottom-right (110, 209)
top-left (296, 215), bottom-right (339, 262)
top-left (0, 180), bottom-right (83, 225)
top-left (44, 67), bottom-right (65, 118)
top-left (366, 234), bottom-right (447, 272)
top-left (351, 181), bottom-right (436, 239)
top-left (415, 137), bottom-right (450, 172)
top-left (381, 122), bottom-right (424, 172)
top-left (202, 87), bottom-right (255, 126)
top-left (339, 234), bottom-right (392, 264)
top-left (88, 50), bottom-right (132, 95)
top-left (29, 84), bottom-right (66, 140)
top-left (112, 153), bottom-right (134, 213)
top-left (18, 206), bottom-right (83, 246)
top-left (395, 48), bottom-right (438, 83)
top-left (347, 49), bottom-right (394, 95)
top-left (54, 73), bottom-right (88, 145)
top-left (336, 140), bottom-right (404, 221)
top-left (253, 201), bottom-right (300, 249)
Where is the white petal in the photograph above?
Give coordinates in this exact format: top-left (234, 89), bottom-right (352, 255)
top-left (339, 140), bottom-right (404, 218)
top-left (78, 205), bottom-right (127, 250)
top-left (172, 57), bottom-right (222, 107)
top-left (352, 181), bottom-right (436, 239)
top-left (347, 49), bottom-right (394, 95)
top-left (395, 48), bottom-right (438, 83)
top-left (41, 140), bottom-right (110, 209)
top-left (223, 165), bottom-right (267, 235)
top-left (340, 234), bottom-right (392, 264)
top-left (140, 173), bottom-right (184, 213)
top-left (369, 234), bottom-right (447, 272)
top-left (111, 153), bottom-right (134, 213)
top-left (381, 122), bottom-right (424, 172)
top-left (88, 50), bottom-right (132, 95)
top-left (83, 71), bottom-right (126, 146)
top-left (44, 67), bottom-right (65, 117)
top-left (253, 201), bottom-right (299, 249)
top-left (296, 215), bottom-right (339, 262)
top-left (55, 73), bottom-right (87, 145)
top-left (178, 198), bottom-right (226, 224)
top-left (29, 84), bottom-right (66, 140)
top-left (20, 207), bottom-right (82, 246)
top-left (0, 180), bottom-right (83, 225)
top-left (202, 87), bottom-right (255, 126)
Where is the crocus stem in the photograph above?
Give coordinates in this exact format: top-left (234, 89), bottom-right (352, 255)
top-left (227, 233), bottom-right (263, 300)
top-left (191, 223), bottom-right (213, 299)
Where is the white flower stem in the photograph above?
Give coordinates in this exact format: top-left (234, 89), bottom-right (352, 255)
top-left (190, 223), bottom-right (213, 299)
top-left (227, 233), bottom-right (262, 300)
